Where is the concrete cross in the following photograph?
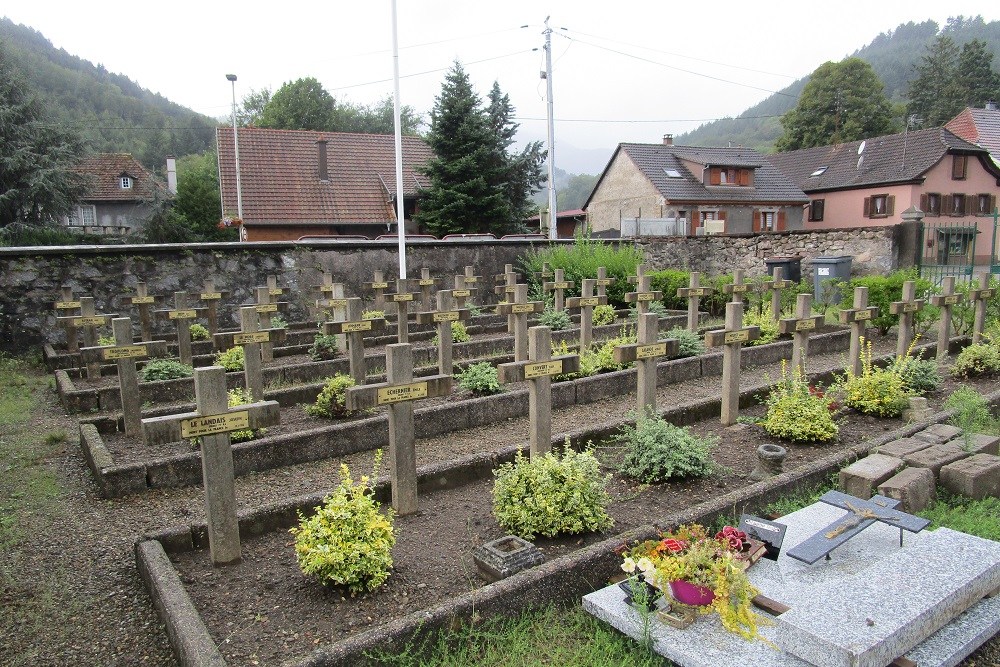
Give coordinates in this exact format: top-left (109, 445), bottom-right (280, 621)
top-left (613, 312), bottom-right (679, 414)
top-left (365, 270), bottom-right (390, 312)
top-left (760, 266), bottom-right (793, 322)
top-left (52, 286), bottom-right (84, 353)
top-left (80, 317), bottom-right (167, 437)
top-left (345, 344), bottom-right (452, 515)
top-left (676, 271), bottom-right (714, 332)
top-left (705, 302), bottom-right (761, 425)
top-left (779, 293), bottom-right (823, 376)
top-left (324, 298), bottom-right (388, 384)
top-left (595, 266), bottom-right (614, 301)
top-left (496, 284), bottom-right (545, 361)
top-left (625, 264), bottom-right (662, 317)
top-left (889, 280), bottom-right (925, 358)
top-left (543, 268), bottom-right (575, 312)
top-left (56, 296), bottom-right (116, 377)
top-left (722, 269), bottom-right (751, 305)
top-left (969, 272), bottom-right (995, 345)
top-left (494, 264), bottom-right (521, 333)
top-left (498, 326), bottom-right (580, 459)
top-left (533, 262), bottom-right (554, 282)
top-left (196, 279), bottom-right (229, 336)
top-left (315, 282), bottom-right (348, 354)
top-left (929, 276), bottom-right (964, 359)
top-left (122, 282), bottom-right (162, 342)
top-left (414, 290), bottom-right (471, 375)
top-left (451, 273), bottom-right (478, 310)
top-left (253, 286), bottom-right (289, 363)
top-left (214, 306), bottom-right (288, 400)
top-left (142, 366), bottom-right (280, 566)
top-left (155, 292), bottom-right (203, 366)
top-left (567, 278), bottom-right (607, 350)
top-left (838, 286), bottom-right (879, 377)
top-left (461, 265), bottom-right (482, 301)
top-left (313, 270), bottom-right (337, 297)
top-left (265, 274), bottom-right (287, 301)
top-left (414, 267), bottom-right (441, 311)
top-left (386, 279), bottom-right (419, 344)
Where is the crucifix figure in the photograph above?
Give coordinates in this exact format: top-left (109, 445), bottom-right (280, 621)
top-left (705, 302), bottom-right (760, 425)
top-left (969, 272), bottom-right (994, 345)
top-left (929, 276), bottom-right (964, 359)
top-left (676, 271), bottom-right (713, 333)
top-left (324, 298), bottom-right (388, 384)
top-left (839, 286), bottom-right (879, 377)
top-left (613, 313), bottom-right (678, 414)
top-left (889, 280), bottom-right (925, 358)
top-left (496, 284), bottom-right (544, 361)
top-left (625, 264), bottom-right (662, 318)
top-left (387, 279), bottom-right (419, 344)
top-left (415, 290), bottom-right (471, 375)
top-left (123, 282), bottom-right (161, 342)
top-left (779, 293), bottom-right (823, 376)
top-left (567, 278), bottom-right (607, 350)
top-left (543, 268), bottom-right (575, 312)
top-left (214, 306), bottom-right (288, 400)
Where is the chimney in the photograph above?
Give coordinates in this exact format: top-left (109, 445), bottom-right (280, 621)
top-left (165, 155), bottom-right (177, 194)
top-left (663, 134), bottom-right (673, 146)
top-left (986, 100), bottom-right (998, 111)
top-left (316, 140), bottom-right (329, 182)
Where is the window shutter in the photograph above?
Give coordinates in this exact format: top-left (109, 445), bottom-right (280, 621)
top-left (990, 195), bottom-right (997, 213)
top-left (942, 195), bottom-right (952, 216)
top-left (863, 197), bottom-right (871, 218)
top-left (777, 210), bottom-right (786, 231)
top-left (965, 195), bottom-right (974, 216)
top-left (709, 168), bottom-right (721, 186)
top-left (738, 169), bottom-right (750, 186)
top-left (886, 195), bottom-right (895, 216)
top-left (920, 194), bottom-right (928, 212)
top-left (718, 210), bottom-right (727, 232)
top-left (753, 211), bottom-right (761, 232)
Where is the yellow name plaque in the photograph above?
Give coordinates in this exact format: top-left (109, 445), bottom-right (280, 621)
top-left (724, 330), bottom-right (750, 344)
top-left (728, 284), bottom-right (749, 293)
top-left (255, 304), bottom-right (278, 314)
top-left (342, 320), bottom-right (373, 333)
top-left (74, 316), bottom-right (107, 326)
top-left (268, 288), bottom-right (284, 296)
top-left (464, 276), bottom-right (479, 284)
top-left (943, 295), bottom-right (959, 305)
top-left (168, 310), bottom-right (197, 320)
top-left (131, 296), bottom-right (156, 304)
top-left (686, 288), bottom-right (709, 297)
top-left (577, 297), bottom-right (600, 307)
top-left (550, 282), bottom-right (570, 290)
top-left (635, 343), bottom-right (667, 359)
top-left (377, 382), bottom-right (428, 405)
top-left (418, 278), bottom-right (436, 286)
top-left (452, 289), bottom-right (472, 298)
top-left (103, 345), bottom-right (148, 360)
top-left (181, 410), bottom-right (250, 439)
top-left (392, 293), bottom-right (414, 302)
top-left (55, 300), bottom-right (82, 309)
top-left (200, 292), bottom-right (222, 300)
top-left (902, 303), bottom-right (919, 313)
top-left (370, 282), bottom-right (389, 289)
top-left (595, 278), bottom-right (613, 286)
top-left (795, 319), bottom-right (817, 331)
top-left (524, 360), bottom-right (563, 379)
top-left (635, 293), bottom-right (655, 302)
top-left (977, 289), bottom-right (994, 299)
top-left (322, 299), bottom-right (348, 308)
top-left (233, 332), bottom-right (269, 344)
top-left (433, 311), bottom-right (460, 322)
top-left (511, 304), bottom-right (535, 313)
top-left (853, 310), bottom-right (872, 321)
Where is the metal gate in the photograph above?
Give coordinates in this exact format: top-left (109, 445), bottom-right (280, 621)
top-left (918, 211), bottom-right (999, 284)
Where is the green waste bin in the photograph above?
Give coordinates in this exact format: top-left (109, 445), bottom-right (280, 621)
top-left (812, 256), bottom-right (853, 306)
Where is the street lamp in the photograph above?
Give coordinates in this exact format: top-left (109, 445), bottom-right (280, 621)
top-left (226, 74), bottom-right (244, 225)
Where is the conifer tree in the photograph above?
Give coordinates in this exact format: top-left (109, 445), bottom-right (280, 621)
top-left (907, 35), bottom-right (964, 127)
top-left (486, 82), bottom-right (545, 232)
top-left (957, 39), bottom-right (1000, 108)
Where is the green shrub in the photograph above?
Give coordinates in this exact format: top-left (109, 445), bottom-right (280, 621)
top-left (520, 235), bottom-right (643, 308)
top-left (837, 338), bottom-right (910, 417)
top-left (665, 326), bottom-right (705, 357)
top-left (457, 362), bottom-right (504, 396)
top-left (308, 333), bottom-right (341, 361)
top-left (539, 307), bottom-right (572, 331)
top-left (593, 304), bottom-right (616, 326)
top-left (555, 329), bottom-right (634, 380)
top-left (648, 269), bottom-right (690, 310)
top-left (952, 343), bottom-right (1000, 378)
top-left (761, 363), bottom-right (838, 443)
top-left (270, 314), bottom-right (288, 329)
top-left (742, 307), bottom-right (779, 346)
top-left (98, 335), bottom-right (115, 346)
top-left (627, 300), bottom-right (669, 320)
top-left (226, 387), bottom-right (260, 442)
top-left (289, 453), bottom-right (395, 593)
top-left (492, 448), bottom-right (613, 539)
top-left (898, 356), bottom-right (942, 394)
top-left (432, 321), bottom-right (471, 344)
top-left (306, 373), bottom-right (357, 418)
top-left (945, 387), bottom-right (1000, 449)
top-left (214, 346), bottom-right (245, 371)
top-left (615, 410), bottom-right (716, 483)
top-left (362, 309), bottom-right (385, 320)
top-left (838, 270), bottom-right (934, 335)
top-left (189, 323), bottom-right (211, 341)
top-left (139, 359), bottom-right (194, 382)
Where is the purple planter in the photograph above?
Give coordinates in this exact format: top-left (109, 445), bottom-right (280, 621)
top-left (669, 579), bottom-right (715, 606)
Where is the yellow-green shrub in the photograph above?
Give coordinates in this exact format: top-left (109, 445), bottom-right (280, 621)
top-left (306, 373), bottom-right (356, 418)
top-left (762, 362), bottom-right (838, 443)
top-left (189, 323), bottom-right (211, 341)
top-left (362, 309), bottom-right (385, 320)
top-left (952, 343), bottom-right (1000, 378)
top-left (838, 339), bottom-right (910, 417)
top-left (593, 304), bottom-right (616, 326)
top-left (742, 307), bottom-right (779, 346)
top-left (214, 346), bottom-right (244, 371)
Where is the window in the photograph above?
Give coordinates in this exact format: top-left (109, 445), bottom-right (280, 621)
top-left (808, 199), bottom-right (825, 222)
top-left (754, 209), bottom-right (785, 232)
top-left (976, 193), bottom-right (997, 216)
top-left (864, 194), bottom-right (894, 218)
top-left (708, 167), bottom-right (750, 186)
top-left (68, 205), bottom-right (96, 226)
top-left (949, 194), bottom-right (968, 217)
top-left (952, 155), bottom-right (968, 180)
top-left (663, 168), bottom-right (683, 178)
top-left (920, 193), bottom-right (942, 216)
top-left (809, 166), bottom-right (828, 177)
top-left (120, 176), bottom-right (132, 189)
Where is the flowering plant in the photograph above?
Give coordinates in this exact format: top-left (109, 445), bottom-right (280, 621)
top-left (620, 524), bottom-right (764, 640)
top-left (218, 215), bottom-right (243, 229)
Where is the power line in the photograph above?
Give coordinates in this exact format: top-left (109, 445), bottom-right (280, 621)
top-left (328, 48), bottom-right (536, 91)
top-left (515, 114), bottom-right (784, 123)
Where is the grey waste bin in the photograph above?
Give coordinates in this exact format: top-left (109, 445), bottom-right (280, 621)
top-left (765, 256), bottom-right (802, 284)
top-left (812, 256), bottom-right (853, 306)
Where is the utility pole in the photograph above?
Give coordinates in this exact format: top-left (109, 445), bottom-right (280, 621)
top-left (226, 74), bottom-right (243, 223)
top-left (543, 17), bottom-right (557, 240)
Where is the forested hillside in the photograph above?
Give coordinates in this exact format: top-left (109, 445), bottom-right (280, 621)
top-left (677, 16), bottom-right (1000, 151)
top-left (0, 17), bottom-right (216, 170)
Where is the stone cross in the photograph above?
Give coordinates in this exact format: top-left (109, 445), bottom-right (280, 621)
top-left (415, 267), bottom-right (441, 311)
top-left (265, 275), bottom-right (287, 301)
top-left (595, 266), bottom-right (614, 301)
top-left (625, 265), bottom-right (662, 317)
top-left (761, 267), bottom-right (793, 321)
top-left (56, 296), bottom-right (115, 377)
top-left (315, 282), bottom-right (348, 354)
top-left (214, 307), bottom-right (288, 400)
top-left (533, 262), bottom-right (554, 282)
top-left (345, 344), bottom-right (452, 515)
top-left (254, 286), bottom-right (289, 363)
top-left (889, 280), bottom-right (925, 358)
top-left (365, 270), bottom-right (390, 311)
top-left (969, 273), bottom-right (994, 345)
top-left (386, 279), bottom-right (419, 344)
top-left (415, 290), bottom-right (471, 376)
top-left (196, 279), bottom-right (228, 335)
top-left (543, 268), bottom-right (575, 312)
top-left (838, 286), bottom-right (879, 377)
top-left (705, 302), bottom-right (760, 426)
top-left (53, 285), bottom-right (84, 352)
top-left (123, 282), bottom-right (161, 342)
top-left (141, 366), bottom-right (280, 566)
top-left (567, 279), bottom-right (607, 350)
top-left (722, 269), bottom-right (751, 305)
top-left (496, 284), bottom-right (545, 361)
top-left (314, 270), bottom-right (337, 297)
top-left (451, 274), bottom-right (477, 310)
top-left (80, 317), bottom-right (167, 437)
top-left (676, 272), bottom-right (713, 332)
top-left (498, 326), bottom-right (580, 459)
top-left (613, 313), bottom-right (679, 414)
top-left (156, 292), bottom-right (202, 366)
top-left (324, 298), bottom-right (388, 384)
top-left (929, 276), bottom-right (964, 359)
top-left (494, 264), bottom-right (520, 333)
top-left (779, 293), bottom-right (823, 376)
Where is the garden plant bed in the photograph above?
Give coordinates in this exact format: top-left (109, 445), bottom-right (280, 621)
top-left (144, 362), bottom-right (1000, 667)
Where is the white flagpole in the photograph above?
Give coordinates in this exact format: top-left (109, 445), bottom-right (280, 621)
top-left (391, 0), bottom-right (407, 278)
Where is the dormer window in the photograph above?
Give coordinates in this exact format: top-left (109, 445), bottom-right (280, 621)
top-left (120, 176), bottom-right (132, 189)
top-left (708, 167), bottom-right (750, 186)
top-left (809, 166), bottom-right (828, 177)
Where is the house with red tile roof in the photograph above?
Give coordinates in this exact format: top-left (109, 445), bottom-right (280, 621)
top-left (216, 127), bottom-right (433, 241)
top-left (946, 103), bottom-right (1000, 168)
top-left (63, 153), bottom-right (171, 236)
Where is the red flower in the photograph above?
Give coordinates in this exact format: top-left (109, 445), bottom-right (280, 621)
top-left (661, 538), bottom-right (688, 553)
top-left (715, 526), bottom-right (747, 551)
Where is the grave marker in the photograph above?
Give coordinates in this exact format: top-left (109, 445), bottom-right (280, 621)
top-left (970, 272), bottom-right (994, 345)
top-left (155, 292), bottom-right (202, 366)
top-left (567, 279), bottom-right (607, 350)
top-left (929, 276), bottom-right (964, 359)
top-left (498, 326), bottom-right (580, 458)
top-left (761, 266), bottom-right (793, 321)
top-left (213, 307), bottom-right (288, 400)
top-left (533, 262), bottom-right (554, 281)
top-left (889, 280), bottom-right (925, 358)
top-left (705, 301), bottom-right (760, 425)
top-left (265, 274), bottom-right (287, 300)
top-left (254, 286), bottom-right (289, 363)
top-left (345, 344), bottom-right (452, 515)
top-left (453, 266), bottom-right (482, 309)
top-left (624, 264), bottom-right (662, 317)
top-left (414, 267), bottom-right (441, 311)
top-left (676, 271), bottom-right (713, 332)
top-left (324, 298), bottom-right (388, 384)
top-left (722, 269), bottom-right (751, 305)
top-left (123, 282), bottom-right (161, 342)
top-left (196, 279), bottom-right (229, 335)
top-left (779, 293), bottom-right (823, 376)
top-left (494, 264), bottom-right (520, 333)
top-left (365, 270), bottom-right (390, 311)
top-left (595, 266), bottom-right (614, 301)
top-left (386, 279), bottom-right (419, 344)
top-left (53, 285), bottom-right (84, 352)
top-left (80, 317), bottom-right (168, 436)
top-left (315, 281), bottom-right (348, 353)
top-left (543, 268), bottom-right (575, 312)
top-left (415, 291), bottom-right (470, 375)
top-left (496, 284), bottom-right (544, 361)
top-left (613, 312), bottom-right (679, 413)
top-left (839, 286), bottom-right (879, 377)
top-left (141, 366), bottom-right (280, 566)
top-left (57, 296), bottom-right (115, 376)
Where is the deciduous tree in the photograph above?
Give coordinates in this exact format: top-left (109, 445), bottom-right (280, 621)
top-left (258, 77), bottom-right (338, 131)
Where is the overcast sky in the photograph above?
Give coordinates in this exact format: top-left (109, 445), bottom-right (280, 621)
top-left (5, 1), bottom-right (997, 167)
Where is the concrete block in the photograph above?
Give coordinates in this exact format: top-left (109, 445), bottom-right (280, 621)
top-left (839, 454), bottom-right (904, 499)
top-left (878, 467), bottom-right (936, 512)
top-left (913, 423), bottom-right (963, 444)
top-left (955, 433), bottom-right (1000, 456)
top-left (878, 437), bottom-right (932, 459)
top-left (941, 454), bottom-right (1000, 500)
top-left (903, 443), bottom-right (970, 478)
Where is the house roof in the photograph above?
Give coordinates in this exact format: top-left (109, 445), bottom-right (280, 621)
top-left (946, 106), bottom-right (1000, 166)
top-left (216, 127), bottom-right (433, 225)
top-left (584, 143), bottom-right (807, 210)
top-left (764, 127), bottom-right (997, 193)
top-left (73, 153), bottom-right (165, 202)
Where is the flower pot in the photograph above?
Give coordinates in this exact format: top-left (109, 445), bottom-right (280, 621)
top-left (669, 579), bottom-right (715, 606)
